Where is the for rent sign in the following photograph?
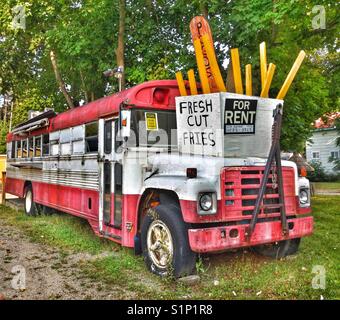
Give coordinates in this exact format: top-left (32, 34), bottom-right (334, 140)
top-left (224, 98), bottom-right (258, 134)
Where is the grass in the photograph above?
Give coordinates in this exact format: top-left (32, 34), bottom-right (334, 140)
top-left (0, 195), bottom-right (339, 300)
top-left (313, 182), bottom-right (340, 191)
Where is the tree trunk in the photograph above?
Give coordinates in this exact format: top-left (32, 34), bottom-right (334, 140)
top-left (226, 62), bottom-right (235, 93)
top-left (200, 2), bottom-right (209, 19)
top-left (9, 101), bottom-right (13, 132)
top-left (271, 0), bottom-right (278, 42)
top-left (50, 50), bottom-right (75, 109)
top-left (3, 99), bottom-right (7, 123)
top-left (79, 70), bottom-right (89, 103)
top-left (116, 0), bottom-right (126, 90)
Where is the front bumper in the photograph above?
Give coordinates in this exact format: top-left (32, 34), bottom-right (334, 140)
top-left (188, 216), bottom-right (313, 253)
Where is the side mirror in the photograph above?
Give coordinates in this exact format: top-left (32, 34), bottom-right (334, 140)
top-left (119, 110), bottom-right (131, 139)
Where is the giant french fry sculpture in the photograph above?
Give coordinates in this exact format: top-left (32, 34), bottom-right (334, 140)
top-left (177, 16), bottom-right (306, 100)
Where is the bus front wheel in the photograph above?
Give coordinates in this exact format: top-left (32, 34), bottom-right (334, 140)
top-left (141, 204), bottom-right (197, 278)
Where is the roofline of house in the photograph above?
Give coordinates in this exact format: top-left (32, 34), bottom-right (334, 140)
top-left (314, 126), bottom-right (336, 132)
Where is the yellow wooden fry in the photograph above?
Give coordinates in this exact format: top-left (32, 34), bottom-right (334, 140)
top-left (230, 48), bottom-right (243, 94)
top-left (176, 71), bottom-right (187, 96)
top-left (187, 69), bottom-right (198, 95)
top-left (245, 64), bottom-right (252, 96)
top-left (193, 38), bottom-right (211, 94)
top-left (277, 50), bottom-right (306, 100)
top-left (260, 42), bottom-right (267, 90)
top-left (260, 63), bottom-right (276, 98)
top-left (201, 34), bottom-right (226, 92)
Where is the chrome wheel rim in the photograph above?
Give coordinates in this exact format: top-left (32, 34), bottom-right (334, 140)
top-left (147, 220), bottom-right (173, 269)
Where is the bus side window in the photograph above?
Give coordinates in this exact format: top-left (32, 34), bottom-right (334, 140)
top-left (16, 140), bottom-right (22, 158)
top-left (7, 142), bottom-right (12, 159)
top-left (29, 137), bottom-right (34, 157)
top-left (35, 136), bottom-right (42, 157)
top-left (42, 134), bottom-right (50, 156)
top-left (60, 128), bottom-right (71, 155)
top-left (50, 131), bottom-right (60, 155)
top-left (85, 122), bottom-right (98, 153)
top-left (114, 120), bottom-right (123, 152)
top-left (104, 120), bottom-right (112, 154)
top-left (11, 141), bottom-right (15, 159)
top-left (72, 125), bottom-right (85, 154)
top-left (22, 139), bottom-right (28, 158)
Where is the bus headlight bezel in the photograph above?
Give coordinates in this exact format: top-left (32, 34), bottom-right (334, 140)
top-left (299, 188), bottom-right (310, 206)
top-left (198, 192), bottom-right (217, 215)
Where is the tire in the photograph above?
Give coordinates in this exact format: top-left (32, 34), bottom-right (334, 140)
top-left (40, 205), bottom-right (54, 215)
top-left (141, 204), bottom-right (197, 278)
top-left (24, 185), bottom-right (39, 216)
top-left (253, 238), bottom-right (301, 259)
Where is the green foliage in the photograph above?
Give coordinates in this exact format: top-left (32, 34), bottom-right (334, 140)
top-left (308, 160), bottom-right (340, 182)
top-left (0, 121), bottom-right (9, 154)
top-left (328, 157), bottom-right (340, 172)
top-left (0, 0), bottom-right (338, 153)
top-left (11, 87), bottom-right (54, 127)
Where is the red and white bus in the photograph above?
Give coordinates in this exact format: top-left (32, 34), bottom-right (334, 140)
top-left (5, 80), bottom-right (313, 277)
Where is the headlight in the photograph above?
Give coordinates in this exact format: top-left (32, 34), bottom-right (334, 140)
top-left (199, 194), bottom-right (213, 211)
top-left (197, 192), bottom-right (217, 215)
top-left (299, 189), bottom-right (309, 205)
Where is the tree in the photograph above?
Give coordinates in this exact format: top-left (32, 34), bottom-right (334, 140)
top-left (116, 0), bottom-right (126, 90)
top-left (0, 0), bottom-right (338, 154)
top-left (50, 50), bottom-right (75, 109)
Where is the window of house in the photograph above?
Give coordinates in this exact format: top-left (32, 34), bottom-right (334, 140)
top-left (16, 140), bottom-right (22, 158)
top-left (42, 134), bottom-right (49, 156)
top-left (22, 139), bottom-right (28, 158)
top-left (34, 136), bottom-right (42, 157)
top-left (50, 131), bottom-right (60, 155)
top-left (85, 122), bottom-right (98, 153)
top-left (312, 152), bottom-right (320, 159)
top-left (330, 151), bottom-right (339, 159)
top-left (72, 125), bottom-right (85, 154)
top-left (28, 137), bottom-right (34, 157)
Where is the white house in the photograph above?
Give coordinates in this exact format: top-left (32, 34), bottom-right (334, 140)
top-left (306, 114), bottom-right (340, 173)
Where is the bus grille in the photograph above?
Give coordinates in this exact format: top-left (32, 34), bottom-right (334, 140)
top-left (221, 166), bottom-right (296, 221)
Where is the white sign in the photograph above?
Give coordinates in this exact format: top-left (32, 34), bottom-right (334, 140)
top-left (176, 93), bottom-right (223, 157)
top-left (176, 92), bottom-right (284, 158)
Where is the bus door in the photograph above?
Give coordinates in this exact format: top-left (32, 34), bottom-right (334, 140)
top-left (99, 118), bottom-right (123, 239)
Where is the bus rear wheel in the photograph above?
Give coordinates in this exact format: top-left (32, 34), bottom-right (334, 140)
top-left (141, 204), bottom-right (197, 278)
top-left (24, 185), bottom-right (39, 216)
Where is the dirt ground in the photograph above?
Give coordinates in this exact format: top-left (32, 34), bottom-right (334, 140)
top-left (0, 223), bottom-right (119, 300)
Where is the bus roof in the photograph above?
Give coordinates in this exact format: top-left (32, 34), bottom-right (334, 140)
top-left (7, 80), bottom-right (183, 141)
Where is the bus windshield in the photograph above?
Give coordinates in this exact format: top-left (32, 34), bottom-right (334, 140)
top-left (128, 109), bottom-right (177, 148)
